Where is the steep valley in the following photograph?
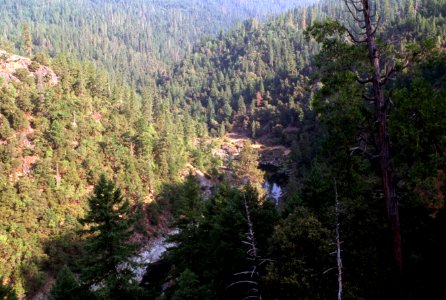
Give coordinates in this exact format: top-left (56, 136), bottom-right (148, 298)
top-left (1, 0), bottom-right (446, 299)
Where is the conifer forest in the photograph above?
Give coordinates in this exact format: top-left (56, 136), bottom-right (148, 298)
top-left (0, 0), bottom-right (445, 299)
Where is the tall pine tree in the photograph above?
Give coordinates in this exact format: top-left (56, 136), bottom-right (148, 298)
top-left (79, 175), bottom-right (140, 297)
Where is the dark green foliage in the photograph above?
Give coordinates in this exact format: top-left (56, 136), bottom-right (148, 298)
top-left (0, 115), bottom-right (13, 139)
top-left (389, 52), bottom-right (446, 299)
top-left (165, 184), bottom-right (278, 299)
top-left (76, 175), bottom-right (148, 299)
top-left (0, 280), bottom-right (17, 300)
top-left (172, 269), bottom-right (211, 300)
top-left (266, 207), bottom-right (332, 299)
top-left (49, 266), bottom-right (87, 300)
top-left (79, 175), bottom-right (138, 287)
top-left (161, 7), bottom-right (319, 139)
top-left (391, 76), bottom-right (446, 188)
top-left (172, 174), bottom-right (204, 227)
top-left (301, 2), bottom-right (446, 298)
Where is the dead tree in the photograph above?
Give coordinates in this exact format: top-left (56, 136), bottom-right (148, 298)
top-left (344, 0), bottom-right (402, 271)
top-left (324, 179), bottom-right (343, 300)
top-left (227, 195), bottom-right (264, 300)
top-left (335, 179), bottom-right (342, 300)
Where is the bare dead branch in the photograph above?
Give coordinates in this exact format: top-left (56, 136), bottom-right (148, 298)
top-left (323, 267), bottom-right (337, 274)
top-left (334, 178), bottom-right (343, 300)
top-left (349, 146), bottom-right (380, 160)
top-left (379, 65), bottom-right (396, 86)
top-left (345, 1), bottom-right (364, 23)
top-left (347, 28), bottom-right (368, 44)
top-left (227, 281), bottom-right (259, 289)
top-left (244, 195), bottom-right (258, 258)
top-left (346, 0), bottom-right (365, 13)
top-left (384, 97), bottom-right (395, 111)
top-left (362, 94), bottom-right (376, 102)
top-left (356, 75), bottom-right (374, 84)
top-left (234, 271), bottom-right (256, 276)
top-left (242, 296), bottom-right (261, 300)
top-left (347, 20), bottom-right (367, 36)
top-left (228, 195), bottom-right (264, 299)
top-left (370, 15), bottom-right (382, 37)
top-left (258, 259), bottom-right (273, 266)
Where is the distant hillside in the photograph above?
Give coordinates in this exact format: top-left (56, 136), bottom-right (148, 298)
top-left (0, 0), bottom-right (317, 85)
top-left (161, 0), bottom-right (444, 141)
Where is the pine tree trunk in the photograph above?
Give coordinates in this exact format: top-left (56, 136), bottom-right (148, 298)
top-left (361, 0), bottom-right (402, 271)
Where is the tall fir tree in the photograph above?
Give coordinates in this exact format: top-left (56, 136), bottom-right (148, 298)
top-left (79, 175), bottom-right (140, 297)
top-left (20, 24), bottom-right (32, 57)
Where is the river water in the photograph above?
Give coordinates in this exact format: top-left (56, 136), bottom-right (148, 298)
top-left (263, 181), bottom-right (283, 205)
top-left (129, 230), bottom-right (177, 283)
top-left (260, 164), bottom-right (287, 206)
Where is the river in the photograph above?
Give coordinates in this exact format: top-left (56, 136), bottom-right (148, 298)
top-left (260, 163), bottom-right (287, 206)
top-left (129, 230), bottom-right (177, 283)
top-left (263, 181), bottom-right (283, 205)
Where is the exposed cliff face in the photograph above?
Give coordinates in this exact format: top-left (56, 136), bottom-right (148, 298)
top-left (0, 50), bottom-right (57, 85)
top-left (0, 50), bottom-right (59, 183)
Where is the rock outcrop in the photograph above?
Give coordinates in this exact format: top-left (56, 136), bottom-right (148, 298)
top-left (0, 49), bottom-right (58, 85)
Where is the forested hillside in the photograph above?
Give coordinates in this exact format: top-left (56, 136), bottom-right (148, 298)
top-left (0, 0), bottom-right (445, 299)
top-left (0, 0), bottom-right (315, 85)
top-left (0, 49), bottom-right (210, 297)
top-left (161, 0), bottom-right (445, 141)
top-left (153, 1), bottom-right (446, 299)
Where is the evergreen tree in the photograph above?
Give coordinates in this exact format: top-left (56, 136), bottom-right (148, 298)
top-left (219, 122), bottom-right (226, 137)
top-left (20, 24), bottom-right (32, 57)
top-left (233, 141), bottom-right (264, 193)
top-left (79, 175), bottom-right (139, 296)
top-left (266, 207), bottom-right (332, 299)
top-left (174, 174), bottom-right (204, 227)
top-left (49, 266), bottom-right (89, 300)
top-left (237, 96), bottom-right (247, 115)
top-left (0, 115), bottom-right (13, 140)
top-left (172, 269), bottom-right (210, 300)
